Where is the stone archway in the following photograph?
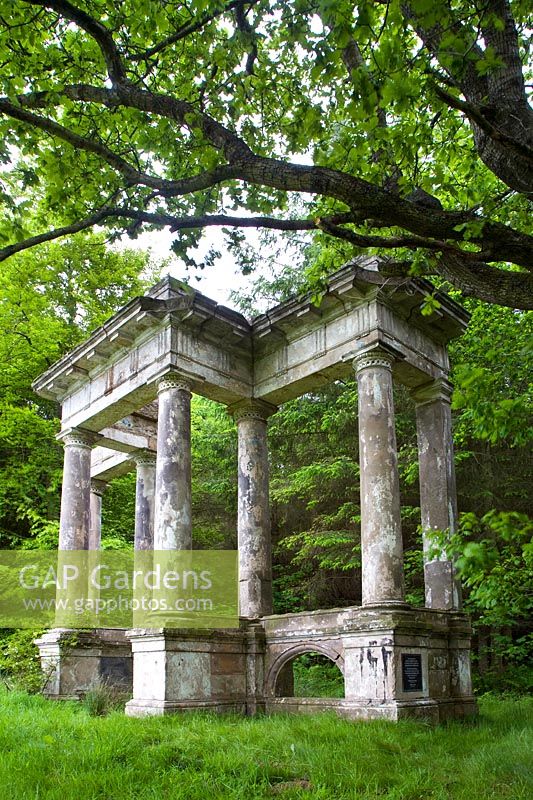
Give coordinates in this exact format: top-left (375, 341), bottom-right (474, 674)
top-left (265, 642), bottom-right (345, 698)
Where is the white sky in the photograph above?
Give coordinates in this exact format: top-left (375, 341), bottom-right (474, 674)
top-left (123, 157), bottom-right (314, 311)
top-left (130, 226), bottom-right (265, 310)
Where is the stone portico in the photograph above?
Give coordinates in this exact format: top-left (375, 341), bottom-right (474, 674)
top-left (33, 261), bottom-right (476, 721)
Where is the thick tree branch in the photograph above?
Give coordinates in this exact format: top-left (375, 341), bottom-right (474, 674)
top-left (23, 0), bottom-right (127, 84)
top-left (436, 251), bottom-right (533, 309)
top-left (0, 207), bottom-right (111, 261)
top-left (401, 1), bottom-right (533, 194)
top-left (3, 80), bottom-right (533, 269)
top-left (376, 252), bottom-right (533, 310)
top-left (480, 0), bottom-right (529, 105)
top-left (316, 218), bottom-right (482, 259)
top-left (0, 208), bottom-right (347, 261)
top-left (433, 85), bottom-right (533, 167)
top-left (1, 204), bottom-right (531, 309)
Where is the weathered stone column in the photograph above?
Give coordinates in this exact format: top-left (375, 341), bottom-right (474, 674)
top-left (153, 373), bottom-right (192, 550)
top-left (353, 346), bottom-right (405, 606)
top-left (88, 479), bottom-right (106, 551)
top-left (230, 400), bottom-right (277, 618)
top-left (57, 429), bottom-right (98, 550)
top-left (411, 379), bottom-right (462, 610)
top-left (133, 450), bottom-right (156, 551)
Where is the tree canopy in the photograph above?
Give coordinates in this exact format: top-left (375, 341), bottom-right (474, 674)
top-left (0, 234), bottom-right (160, 546)
top-left (0, 0), bottom-right (531, 308)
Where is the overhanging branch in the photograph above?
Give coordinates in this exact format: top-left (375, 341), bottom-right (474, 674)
top-left (5, 82), bottom-right (532, 269)
top-left (0, 97), bottom-right (242, 194)
top-left (23, 0), bottom-right (127, 84)
top-left (0, 208), bottom-right (111, 261)
top-left (0, 208), bottom-right (327, 262)
top-left (316, 218), bottom-right (483, 259)
top-left (1, 205), bottom-right (532, 309)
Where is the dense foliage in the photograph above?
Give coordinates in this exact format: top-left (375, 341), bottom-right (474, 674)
top-left (0, 233), bottom-right (160, 547)
top-left (0, 1), bottom-right (531, 308)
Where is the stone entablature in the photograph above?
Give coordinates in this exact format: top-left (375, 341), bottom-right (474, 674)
top-left (33, 261), bottom-right (468, 437)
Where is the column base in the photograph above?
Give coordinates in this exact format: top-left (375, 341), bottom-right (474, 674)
top-left (342, 606), bottom-right (477, 723)
top-left (35, 628), bottom-right (132, 700)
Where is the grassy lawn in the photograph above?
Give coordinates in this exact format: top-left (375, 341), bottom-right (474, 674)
top-left (0, 689), bottom-right (531, 799)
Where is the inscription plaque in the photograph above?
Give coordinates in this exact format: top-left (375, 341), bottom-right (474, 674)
top-left (402, 653), bottom-right (423, 692)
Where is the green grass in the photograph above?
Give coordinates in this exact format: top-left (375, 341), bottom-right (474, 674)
top-left (0, 689), bottom-right (531, 799)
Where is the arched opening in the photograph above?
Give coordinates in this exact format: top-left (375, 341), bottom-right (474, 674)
top-left (274, 652), bottom-right (344, 698)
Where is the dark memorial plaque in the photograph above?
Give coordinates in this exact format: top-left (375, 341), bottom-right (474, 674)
top-left (402, 653), bottom-right (423, 692)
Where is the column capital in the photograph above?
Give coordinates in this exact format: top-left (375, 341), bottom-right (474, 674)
top-left (352, 343), bottom-right (402, 373)
top-left (90, 479), bottom-right (107, 496)
top-left (133, 449), bottom-right (157, 467)
top-left (57, 428), bottom-right (100, 449)
top-left (410, 377), bottom-right (453, 407)
top-left (156, 372), bottom-right (193, 395)
top-left (229, 399), bottom-right (278, 423)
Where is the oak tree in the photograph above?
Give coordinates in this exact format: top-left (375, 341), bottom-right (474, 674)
top-left (0, 0), bottom-right (531, 307)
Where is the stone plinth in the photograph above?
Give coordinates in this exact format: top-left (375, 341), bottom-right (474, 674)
top-left (125, 625), bottom-right (265, 717)
top-left (35, 628), bottom-right (132, 699)
top-left (342, 606), bottom-right (476, 722)
top-left (262, 605), bottom-right (476, 723)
